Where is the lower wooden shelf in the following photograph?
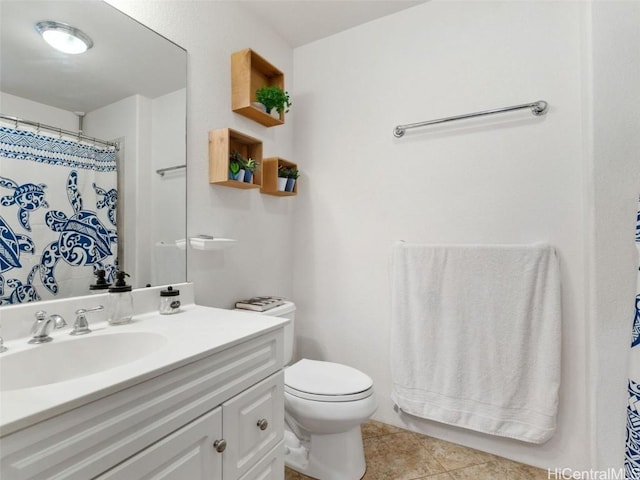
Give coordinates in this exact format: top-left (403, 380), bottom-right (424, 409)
top-left (260, 158), bottom-right (297, 196)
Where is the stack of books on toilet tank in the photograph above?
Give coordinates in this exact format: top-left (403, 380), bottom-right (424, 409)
top-left (235, 296), bottom-right (285, 312)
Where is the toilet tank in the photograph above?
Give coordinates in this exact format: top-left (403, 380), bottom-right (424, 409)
top-left (246, 301), bottom-right (295, 364)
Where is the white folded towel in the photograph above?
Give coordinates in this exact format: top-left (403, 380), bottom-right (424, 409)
top-left (391, 242), bottom-right (562, 444)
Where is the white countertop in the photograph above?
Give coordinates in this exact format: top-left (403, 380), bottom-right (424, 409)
top-left (0, 303), bottom-right (288, 437)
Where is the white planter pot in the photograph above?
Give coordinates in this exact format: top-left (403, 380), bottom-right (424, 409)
top-left (277, 177), bottom-right (288, 191)
top-left (252, 101), bottom-right (267, 112)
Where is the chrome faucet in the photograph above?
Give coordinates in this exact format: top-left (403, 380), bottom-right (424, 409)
top-left (70, 305), bottom-right (104, 336)
top-left (29, 311), bottom-right (67, 344)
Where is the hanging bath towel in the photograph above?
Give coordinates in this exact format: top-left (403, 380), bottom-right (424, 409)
top-left (391, 242), bottom-right (562, 444)
top-left (625, 199), bottom-right (640, 478)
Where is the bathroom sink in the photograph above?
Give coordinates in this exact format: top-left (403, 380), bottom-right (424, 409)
top-left (0, 332), bottom-right (168, 392)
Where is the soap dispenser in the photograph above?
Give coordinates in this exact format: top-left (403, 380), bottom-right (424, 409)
top-left (90, 269), bottom-right (111, 294)
top-left (108, 271), bottom-right (133, 325)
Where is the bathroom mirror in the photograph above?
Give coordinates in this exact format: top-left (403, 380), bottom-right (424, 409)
top-left (0, 1), bottom-right (187, 305)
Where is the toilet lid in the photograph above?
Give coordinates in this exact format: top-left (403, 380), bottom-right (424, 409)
top-left (285, 359), bottom-right (373, 401)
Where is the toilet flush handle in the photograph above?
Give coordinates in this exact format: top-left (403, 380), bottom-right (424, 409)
top-left (257, 418), bottom-right (269, 431)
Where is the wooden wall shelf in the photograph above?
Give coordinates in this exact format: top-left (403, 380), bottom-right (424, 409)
top-left (260, 158), bottom-right (298, 196)
top-left (209, 128), bottom-right (262, 188)
top-left (231, 48), bottom-right (285, 127)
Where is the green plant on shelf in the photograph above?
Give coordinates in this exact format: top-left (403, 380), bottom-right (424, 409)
top-left (287, 167), bottom-right (300, 179)
top-left (255, 85), bottom-right (292, 115)
top-left (242, 157), bottom-right (259, 173)
top-left (229, 150), bottom-right (243, 177)
top-left (278, 165), bottom-right (291, 178)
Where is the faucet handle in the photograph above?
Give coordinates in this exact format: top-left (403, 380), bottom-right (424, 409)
top-left (70, 305), bottom-right (104, 336)
top-left (30, 311), bottom-right (47, 336)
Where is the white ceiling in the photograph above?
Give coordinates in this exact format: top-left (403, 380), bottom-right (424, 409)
top-left (239, 1), bottom-right (428, 48)
top-left (0, 1), bottom-right (186, 113)
top-left (1, 0), bottom-right (426, 114)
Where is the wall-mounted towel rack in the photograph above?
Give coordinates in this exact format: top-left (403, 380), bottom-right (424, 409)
top-left (156, 164), bottom-right (186, 176)
top-left (393, 100), bottom-right (548, 138)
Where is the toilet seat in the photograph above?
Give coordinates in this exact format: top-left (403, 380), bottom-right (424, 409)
top-left (285, 359), bottom-right (374, 402)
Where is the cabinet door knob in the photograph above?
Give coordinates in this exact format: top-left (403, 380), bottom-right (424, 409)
top-left (213, 439), bottom-right (227, 453)
top-left (257, 418), bottom-right (269, 431)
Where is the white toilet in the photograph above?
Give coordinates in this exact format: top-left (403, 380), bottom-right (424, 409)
top-left (250, 301), bottom-right (376, 480)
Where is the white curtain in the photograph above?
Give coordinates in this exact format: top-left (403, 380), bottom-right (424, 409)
top-left (0, 125), bottom-right (118, 304)
top-left (626, 198), bottom-right (640, 478)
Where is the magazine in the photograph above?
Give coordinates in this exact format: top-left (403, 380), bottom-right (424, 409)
top-left (235, 296), bottom-right (285, 312)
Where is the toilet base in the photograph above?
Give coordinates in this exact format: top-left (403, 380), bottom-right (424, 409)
top-left (284, 425), bottom-right (366, 480)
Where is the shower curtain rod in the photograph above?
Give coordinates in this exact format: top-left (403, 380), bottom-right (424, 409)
top-left (393, 100), bottom-right (549, 138)
top-left (0, 113), bottom-right (120, 150)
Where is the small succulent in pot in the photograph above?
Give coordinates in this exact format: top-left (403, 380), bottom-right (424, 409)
top-left (242, 157), bottom-right (259, 183)
top-left (242, 157), bottom-right (259, 173)
top-left (277, 165), bottom-right (291, 178)
top-left (255, 85), bottom-right (292, 116)
top-left (285, 168), bottom-right (299, 192)
top-left (286, 168), bottom-right (300, 180)
top-left (277, 165), bottom-right (290, 191)
top-left (229, 150), bottom-right (244, 181)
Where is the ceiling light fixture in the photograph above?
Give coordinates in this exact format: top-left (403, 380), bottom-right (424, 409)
top-left (35, 21), bottom-right (93, 55)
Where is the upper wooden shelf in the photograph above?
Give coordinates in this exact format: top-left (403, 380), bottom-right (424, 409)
top-left (231, 48), bottom-right (285, 127)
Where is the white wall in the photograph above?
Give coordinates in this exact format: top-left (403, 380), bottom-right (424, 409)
top-left (1, 92), bottom-right (78, 130)
top-left (590, 1), bottom-right (640, 469)
top-left (108, 0), bottom-right (296, 308)
top-left (293, 1), bottom-right (589, 470)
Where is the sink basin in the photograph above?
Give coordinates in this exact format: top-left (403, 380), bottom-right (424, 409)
top-left (0, 332), bottom-right (168, 391)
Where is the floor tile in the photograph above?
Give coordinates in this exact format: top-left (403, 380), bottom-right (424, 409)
top-left (362, 432), bottom-right (446, 480)
top-left (415, 434), bottom-right (495, 471)
top-left (284, 466), bottom-right (314, 480)
top-left (361, 419), bottom-right (404, 439)
top-left (448, 458), bottom-right (548, 480)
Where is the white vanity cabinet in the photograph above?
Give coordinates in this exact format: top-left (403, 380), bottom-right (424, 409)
top-left (97, 371), bottom-right (284, 480)
top-left (96, 406), bottom-right (224, 479)
top-left (0, 328), bottom-right (285, 480)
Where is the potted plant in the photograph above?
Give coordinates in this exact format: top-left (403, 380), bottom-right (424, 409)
top-left (285, 167), bottom-right (300, 193)
top-left (229, 150), bottom-right (245, 182)
top-left (242, 157), bottom-right (259, 184)
top-left (277, 166), bottom-right (290, 191)
top-left (255, 85), bottom-right (292, 118)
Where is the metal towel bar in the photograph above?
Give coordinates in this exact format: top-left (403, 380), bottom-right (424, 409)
top-left (393, 100), bottom-right (548, 138)
top-left (156, 164), bottom-right (186, 176)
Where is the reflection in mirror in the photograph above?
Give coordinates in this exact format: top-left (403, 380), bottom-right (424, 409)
top-left (0, 1), bottom-right (187, 305)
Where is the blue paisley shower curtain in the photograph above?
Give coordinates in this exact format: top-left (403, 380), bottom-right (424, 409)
top-left (0, 125), bottom-right (118, 304)
top-left (626, 198), bottom-right (640, 478)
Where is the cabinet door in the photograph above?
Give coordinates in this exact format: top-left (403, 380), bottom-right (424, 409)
top-left (96, 407), bottom-right (223, 480)
top-left (238, 442), bottom-right (284, 480)
top-left (223, 371), bottom-right (284, 480)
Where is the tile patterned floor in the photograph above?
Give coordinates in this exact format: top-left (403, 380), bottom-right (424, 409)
top-left (285, 420), bottom-right (549, 480)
